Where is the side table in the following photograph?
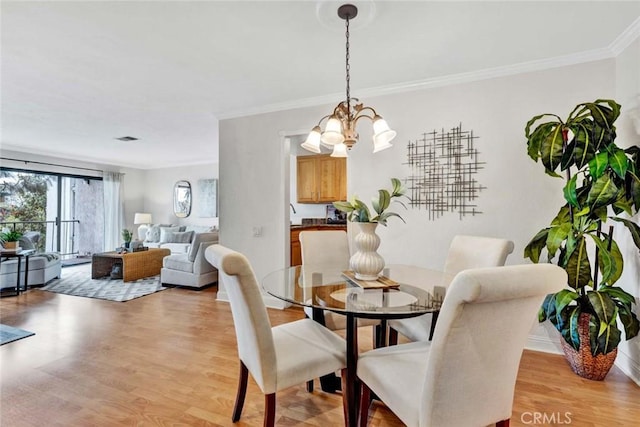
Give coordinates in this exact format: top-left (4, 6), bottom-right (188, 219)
top-left (0, 249), bottom-right (36, 297)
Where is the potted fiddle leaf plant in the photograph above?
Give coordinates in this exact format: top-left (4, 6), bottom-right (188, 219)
top-left (333, 178), bottom-right (407, 280)
top-left (524, 99), bottom-right (640, 380)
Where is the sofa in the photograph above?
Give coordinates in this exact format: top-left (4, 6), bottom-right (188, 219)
top-left (0, 232), bottom-right (62, 289)
top-left (138, 224), bottom-right (216, 254)
top-left (160, 231), bottom-right (219, 288)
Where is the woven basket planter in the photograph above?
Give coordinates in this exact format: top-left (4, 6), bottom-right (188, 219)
top-left (560, 313), bottom-right (617, 381)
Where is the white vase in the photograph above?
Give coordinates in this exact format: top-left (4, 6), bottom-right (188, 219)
top-left (350, 222), bottom-right (385, 280)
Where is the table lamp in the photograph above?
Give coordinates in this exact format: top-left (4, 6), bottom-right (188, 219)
top-left (133, 212), bottom-right (152, 241)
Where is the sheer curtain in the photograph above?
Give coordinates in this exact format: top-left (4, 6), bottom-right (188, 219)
top-left (103, 171), bottom-right (124, 251)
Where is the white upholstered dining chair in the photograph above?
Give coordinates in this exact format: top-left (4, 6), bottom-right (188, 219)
top-left (300, 230), bottom-right (382, 340)
top-left (205, 244), bottom-right (347, 427)
top-left (388, 235), bottom-right (515, 344)
top-left (357, 264), bottom-right (567, 427)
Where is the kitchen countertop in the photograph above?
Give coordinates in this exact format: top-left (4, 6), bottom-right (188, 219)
top-left (290, 223), bottom-right (347, 229)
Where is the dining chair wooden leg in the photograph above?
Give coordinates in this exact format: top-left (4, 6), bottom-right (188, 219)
top-left (388, 327), bottom-right (398, 346)
top-left (232, 361), bottom-right (249, 422)
top-left (428, 312), bottom-right (439, 341)
top-left (341, 369), bottom-right (348, 425)
top-left (264, 393), bottom-right (276, 427)
top-left (496, 419), bottom-right (510, 427)
top-left (374, 320), bottom-right (387, 348)
top-left (359, 381), bottom-right (371, 427)
top-left (306, 379), bottom-right (314, 392)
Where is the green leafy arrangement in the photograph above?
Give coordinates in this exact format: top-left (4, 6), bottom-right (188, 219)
top-left (524, 99), bottom-right (640, 355)
top-left (0, 230), bottom-right (23, 242)
top-left (121, 229), bottom-right (133, 243)
top-left (333, 178), bottom-right (407, 226)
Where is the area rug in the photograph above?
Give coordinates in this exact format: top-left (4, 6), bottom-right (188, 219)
top-left (0, 324), bottom-right (35, 345)
top-left (41, 265), bottom-right (167, 302)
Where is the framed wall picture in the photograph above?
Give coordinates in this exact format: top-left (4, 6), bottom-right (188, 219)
top-left (198, 179), bottom-right (218, 218)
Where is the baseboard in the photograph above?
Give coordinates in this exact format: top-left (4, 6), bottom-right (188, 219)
top-left (216, 289), bottom-right (229, 303)
top-left (526, 334), bottom-right (640, 386)
top-left (215, 290), bottom-right (291, 310)
top-left (614, 349), bottom-right (640, 386)
top-left (525, 334), bottom-right (563, 355)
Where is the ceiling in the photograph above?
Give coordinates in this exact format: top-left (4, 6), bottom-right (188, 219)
top-left (1, 1), bottom-right (639, 170)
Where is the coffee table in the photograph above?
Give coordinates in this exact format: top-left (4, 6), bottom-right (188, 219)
top-left (91, 248), bottom-right (170, 282)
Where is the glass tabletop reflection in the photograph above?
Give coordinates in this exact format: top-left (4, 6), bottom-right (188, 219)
top-left (262, 265), bottom-right (443, 320)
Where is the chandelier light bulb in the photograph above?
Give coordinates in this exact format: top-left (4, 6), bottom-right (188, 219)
top-left (320, 116), bottom-right (345, 146)
top-left (331, 142), bottom-right (349, 158)
top-left (301, 126), bottom-right (322, 153)
top-left (372, 116), bottom-right (396, 147)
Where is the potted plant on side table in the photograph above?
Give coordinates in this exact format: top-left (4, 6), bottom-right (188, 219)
top-left (333, 178), bottom-right (407, 280)
top-left (121, 229), bottom-right (133, 251)
top-left (0, 230), bottom-right (23, 250)
top-left (524, 99), bottom-right (640, 380)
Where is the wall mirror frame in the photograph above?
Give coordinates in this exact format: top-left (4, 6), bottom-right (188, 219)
top-left (173, 180), bottom-right (192, 218)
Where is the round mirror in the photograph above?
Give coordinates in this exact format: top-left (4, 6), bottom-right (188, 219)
top-left (173, 180), bottom-right (192, 218)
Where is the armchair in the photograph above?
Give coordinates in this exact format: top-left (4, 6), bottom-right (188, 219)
top-left (0, 231), bottom-right (61, 288)
top-left (160, 232), bottom-right (218, 288)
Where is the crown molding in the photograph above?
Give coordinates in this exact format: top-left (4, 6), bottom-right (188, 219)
top-left (0, 144), bottom-right (129, 171)
top-left (610, 16), bottom-right (640, 56)
top-left (218, 17), bottom-right (640, 121)
top-left (216, 47), bottom-right (615, 121)
top-left (0, 143), bottom-right (217, 170)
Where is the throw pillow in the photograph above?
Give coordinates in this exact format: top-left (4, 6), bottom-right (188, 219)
top-left (145, 226), bottom-right (161, 243)
top-left (159, 226), bottom-right (181, 243)
top-left (167, 230), bottom-right (194, 244)
top-left (18, 235), bottom-right (35, 250)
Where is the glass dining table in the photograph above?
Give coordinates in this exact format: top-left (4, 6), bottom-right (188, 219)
top-left (262, 265), bottom-right (446, 427)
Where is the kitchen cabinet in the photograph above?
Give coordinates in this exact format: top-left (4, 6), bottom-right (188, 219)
top-left (296, 154), bottom-right (346, 203)
top-left (290, 225), bottom-right (347, 266)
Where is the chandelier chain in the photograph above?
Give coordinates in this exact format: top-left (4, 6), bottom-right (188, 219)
top-left (345, 13), bottom-right (350, 110)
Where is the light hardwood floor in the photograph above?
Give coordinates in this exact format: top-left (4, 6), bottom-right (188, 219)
top-left (1, 280), bottom-right (639, 426)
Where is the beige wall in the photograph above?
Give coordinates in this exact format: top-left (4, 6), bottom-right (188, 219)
top-left (219, 58), bottom-right (616, 280)
top-left (219, 56), bottom-right (640, 382)
top-left (141, 163), bottom-right (219, 229)
top-left (0, 150), bottom-right (219, 240)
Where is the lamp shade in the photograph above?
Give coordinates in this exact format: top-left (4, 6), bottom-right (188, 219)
top-left (134, 213), bottom-right (152, 225)
top-left (320, 116), bottom-right (345, 146)
top-left (373, 137), bottom-right (393, 153)
top-left (330, 142), bottom-right (348, 158)
top-left (301, 126), bottom-right (322, 153)
top-left (373, 116), bottom-right (396, 144)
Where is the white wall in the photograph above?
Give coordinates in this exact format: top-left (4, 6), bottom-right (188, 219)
top-left (0, 149), bottom-right (219, 241)
top-left (142, 163), bottom-right (219, 230)
top-left (220, 58), bottom-right (615, 278)
top-left (219, 57), bottom-right (640, 379)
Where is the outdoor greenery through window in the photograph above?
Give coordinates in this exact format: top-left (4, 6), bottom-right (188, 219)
top-left (0, 169), bottom-right (104, 258)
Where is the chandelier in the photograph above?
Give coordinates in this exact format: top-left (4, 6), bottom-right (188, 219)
top-left (301, 4), bottom-right (396, 157)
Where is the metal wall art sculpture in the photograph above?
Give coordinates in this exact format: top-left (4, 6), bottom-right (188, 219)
top-left (405, 124), bottom-right (485, 220)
